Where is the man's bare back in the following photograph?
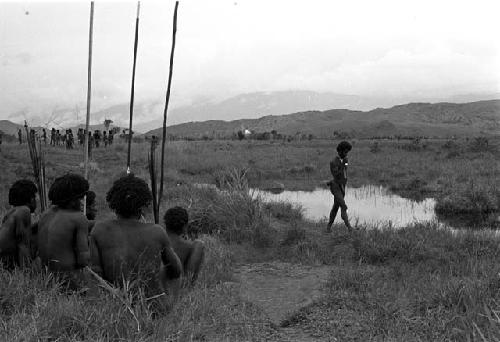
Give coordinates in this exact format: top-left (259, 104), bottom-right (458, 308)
top-left (37, 206), bottom-right (90, 271)
top-left (0, 206), bottom-right (33, 268)
top-left (0, 180), bottom-right (38, 269)
top-left (90, 219), bottom-right (181, 294)
top-left (163, 206), bottom-right (205, 284)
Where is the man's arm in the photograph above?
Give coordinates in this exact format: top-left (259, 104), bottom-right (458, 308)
top-left (330, 157), bottom-right (343, 180)
top-left (158, 231), bottom-right (182, 296)
top-left (14, 207), bottom-right (32, 265)
top-left (74, 215), bottom-right (90, 268)
top-left (161, 243), bottom-right (182, 280)
top-left (89, 233), bottom-right (104, 276)
top-left (185, 240), bottom-right (204, 284)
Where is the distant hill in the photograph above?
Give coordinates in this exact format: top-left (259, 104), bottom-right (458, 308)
top-left (0, 120), bottom-right (22, 136)
top-left (3, 90), bottom-right (499, 134)
top-left (145, 100), bottom-right (500, 139)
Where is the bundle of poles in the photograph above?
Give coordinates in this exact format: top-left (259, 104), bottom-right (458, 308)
top-left (23, 121), bottom-right (48, 211)
top-left (82, 1), bottom-right (179, 222)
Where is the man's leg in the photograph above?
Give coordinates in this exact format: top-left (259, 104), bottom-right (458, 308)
top-left (332, 183), bottom-right (352, 231)
top-left (327, 200), bottom-right (340, 232)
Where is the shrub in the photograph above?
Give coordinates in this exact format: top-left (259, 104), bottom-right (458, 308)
top-left (468, 137), bottom-right (491, 152)
top-left (264, 201), bottom-right (303, 221)
top-left (435, 183), bottom-right (499, 215)
top-left (281, 222), bottom-right (307, 246)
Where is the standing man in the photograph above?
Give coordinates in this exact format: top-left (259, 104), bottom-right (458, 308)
top-left (108, 130), bottom-right (114, 145)
top-left (326, 141), bottom-right (353, 232)
top-left (18, 129), bottom-right (23, 144)
top-left (42, 129), bottom-right (47, 145)
top-left (103, 131), bottom-right (108, 148)
top-left (50, 128), bottom-right (56, 146)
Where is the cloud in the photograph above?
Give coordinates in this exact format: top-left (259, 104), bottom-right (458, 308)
top-left (1, 52), bottom-right (32, 66)
top-left (270, 46), bottom-right (500, 96)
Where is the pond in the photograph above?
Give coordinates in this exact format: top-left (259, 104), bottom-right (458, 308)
top-left (254, 185), bottom-right (438, 228)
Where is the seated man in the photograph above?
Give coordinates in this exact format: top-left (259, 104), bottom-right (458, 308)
top-left (90, 175), bottom-right (182, 297)
top-left (163, 207), bottom-right (204, 285)
top-left (37, 174), bottom-right (90, 289)
top-left (0, 180), bottom-right (38, 269)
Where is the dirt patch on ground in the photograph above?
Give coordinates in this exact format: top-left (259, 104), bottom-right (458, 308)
top-left (234, 261), bottom-right (332, 341)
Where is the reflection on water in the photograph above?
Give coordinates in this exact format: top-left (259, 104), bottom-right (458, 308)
top-left (254, 185), bottom-right (437, 228)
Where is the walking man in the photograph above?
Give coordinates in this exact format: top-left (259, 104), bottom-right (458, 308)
top-left (326, 141), bottom-right (353, 232)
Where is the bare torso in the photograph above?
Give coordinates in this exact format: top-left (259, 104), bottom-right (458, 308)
top-left (0, 206), bottom-right (32, 267)
top-left (38, 207), bottom-right (90, 271)
top-left (90, 219), bottom-right (175, 291)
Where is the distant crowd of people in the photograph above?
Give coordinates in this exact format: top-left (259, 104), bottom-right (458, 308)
top-left (17, 128), bottom-right (115, 150)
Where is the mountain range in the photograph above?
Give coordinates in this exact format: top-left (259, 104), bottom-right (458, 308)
top-left (2, 90), bottom-right (499, 134)
top-left (1, 91), bottom-right (499, 139)
top-left (145, 100), bottom-right (500, 139)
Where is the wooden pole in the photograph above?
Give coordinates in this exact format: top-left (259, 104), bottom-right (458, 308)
top-left (83, 1), bottom-right (94, 215)
top-left (158, 1), bottom-right (179, 210)
top-left (126, 1), bottom-right (140, 174)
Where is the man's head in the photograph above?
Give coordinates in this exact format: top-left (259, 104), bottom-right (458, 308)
top-left (336, 141), bottom-right (352, 158)
top-left (48, 173), bottom-right (89, 210)
top-left (9, 179), bottom-right (38, 212)
top-left (106, 174), bottom-right (152, 219)
top-left (163, 206), bottom-right (188, 235)
top-left (86, 190), bottom-right (97, 220)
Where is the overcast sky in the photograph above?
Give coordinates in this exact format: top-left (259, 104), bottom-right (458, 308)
top-left (1, 0), bottom-right (499, 122)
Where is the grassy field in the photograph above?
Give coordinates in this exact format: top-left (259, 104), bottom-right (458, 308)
top-left (0, 138), bottom-right (499, 341)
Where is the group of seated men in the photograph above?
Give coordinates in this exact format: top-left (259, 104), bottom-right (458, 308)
top-left (0, 174), bottom-right (204, 298)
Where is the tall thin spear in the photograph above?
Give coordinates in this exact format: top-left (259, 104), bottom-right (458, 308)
top-left (126, 1), bottom-right (141, 174)
top-left (158, 1), bottom-right (179, 210)
top-left (83, 1), bottom-right (94, 215)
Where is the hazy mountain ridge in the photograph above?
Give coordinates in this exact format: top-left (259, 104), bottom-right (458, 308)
top-left (145, 100), bottom-right (500, 138)
top-left (2, 91), bottom-right (499, 137)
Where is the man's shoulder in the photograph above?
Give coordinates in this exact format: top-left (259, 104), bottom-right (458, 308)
top-left (91, 219), bottom-right (117, 234)
top-left (12, 206), bottom-right (31, 219)
top-left (330, 155), bottom-right (341, 164)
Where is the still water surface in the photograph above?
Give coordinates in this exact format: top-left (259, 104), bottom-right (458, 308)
top-left (254, 185), bottom-right (437, 228)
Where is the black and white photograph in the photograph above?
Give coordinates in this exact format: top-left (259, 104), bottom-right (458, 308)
top-left (0, 0), bottom-right (499, 340)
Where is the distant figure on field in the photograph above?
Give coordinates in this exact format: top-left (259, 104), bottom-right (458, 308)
top-left (0, 180), bottom-right (38, 269)
top-left (42, 129), bottom-right (47, 145)
top-left (108, 130), bottom-right (114, 145)
top-left (163, 206), bottom-right (204, 285)
top-left (326, 141), bottom-right (353, 232)
top-left (50, 128), bottom-right (56, 146)
top-left (18, 129), bottom-right (22, 144)
top-left (37, 174), bottom-right (90, 289)
top-left (103, 131), bottom-right (108, 147)
top-left (90, 175), bottom-right (182, 297)
top-left (93, 130), bottom-right (101, 148)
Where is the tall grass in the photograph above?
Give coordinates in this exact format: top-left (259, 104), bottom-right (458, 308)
top-left (0, 236), bottom-right (277, 341)
top-left (281, 222), bottom-right (500, 341)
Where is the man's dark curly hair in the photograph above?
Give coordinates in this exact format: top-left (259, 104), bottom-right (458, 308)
top-left (336, 141), bottom-right (352, 153)
top-left (9, 179), bottom-right (38, 206)
top-left (106, 174), bottom-right (152, 218)
top-left (48, 173), bottom-right (89, 208)
top-left (163, 206), bottom-right (188, 235)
